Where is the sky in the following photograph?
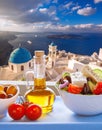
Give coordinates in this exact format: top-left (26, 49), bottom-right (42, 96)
top-left (0, 0), bottom-right (102, 33)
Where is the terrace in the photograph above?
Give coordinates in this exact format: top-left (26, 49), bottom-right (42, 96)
top-left (0, 80), bottom-right (102, 130)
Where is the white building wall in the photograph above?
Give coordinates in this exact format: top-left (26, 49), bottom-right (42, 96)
top-left (48, 45), bottom-right (57, 68)
top-left (99, 48), bottom-right (102, 60)
top-left (68, 59), bottom-right (85, 72)
top-left (9, 59), bottom-right (32, 73)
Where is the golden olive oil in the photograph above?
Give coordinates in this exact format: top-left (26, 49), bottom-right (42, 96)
top-left (25, 88), bottom-right (55, 113)
top-left (25, 51), bottom-right (55, 113)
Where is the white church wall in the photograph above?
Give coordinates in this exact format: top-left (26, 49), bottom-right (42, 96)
top-left (9, 59), bottom-right (32, 73)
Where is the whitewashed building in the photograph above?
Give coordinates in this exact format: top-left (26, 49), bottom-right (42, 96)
top-left (99, 48), bottom-right (102, 60)
top-left (68, 59), bottom-right (85, 72)
top-left (47, 42), bottom-right (57, 68)
top-left (8, 47), bottom-right (33, 73)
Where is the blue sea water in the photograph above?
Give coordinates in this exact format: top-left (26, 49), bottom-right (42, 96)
top-left (9, 33), bottom-right (102, 56)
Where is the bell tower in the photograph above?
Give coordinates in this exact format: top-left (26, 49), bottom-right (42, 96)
top-left (48, 42), bottom-right (57, 68)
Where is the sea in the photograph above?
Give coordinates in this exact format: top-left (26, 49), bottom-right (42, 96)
top-left (9, 32), bottom-right (102, 56)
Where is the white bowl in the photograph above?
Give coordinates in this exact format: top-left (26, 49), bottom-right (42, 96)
top-left (59, 89), bottom-right (102, 116)
top-left (0, 85), bottom-right (19, 118)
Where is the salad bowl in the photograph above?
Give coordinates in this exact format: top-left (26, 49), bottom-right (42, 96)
top-left (59, 89), bottom-right (102, 116)
top-left (56, 65), bottom-right (102, 116)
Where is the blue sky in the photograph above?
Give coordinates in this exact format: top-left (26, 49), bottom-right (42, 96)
top-left (0, 0), bottom-right (102, 33)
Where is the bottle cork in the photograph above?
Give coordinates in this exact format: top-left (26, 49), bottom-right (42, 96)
top-left (35, 51), bottom-right (44, 57)
top-left (34, 51), bottom-right (45, 64)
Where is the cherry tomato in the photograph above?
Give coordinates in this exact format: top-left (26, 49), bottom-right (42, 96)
top-left (68, 83), bottom-right (83, 94)
top-left (8, 103), bottom-right (25, 120)
top-left (25, 104), bottom-right (42, 120)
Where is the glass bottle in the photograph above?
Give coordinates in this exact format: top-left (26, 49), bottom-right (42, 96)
top-left (25, 51), bottom-right (55, 113)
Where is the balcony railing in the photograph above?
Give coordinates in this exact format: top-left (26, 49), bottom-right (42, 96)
top-left (0, 80), bottom-right (59, 96)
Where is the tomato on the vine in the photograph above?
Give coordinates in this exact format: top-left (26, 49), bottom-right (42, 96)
top-left (22, 101), bottom-right (33, 110)
top-left (8, 100), bottom-right (42, 121)
top-left (25, 104), bottom-right (42, 120)
top-left (8, 103), bottom-right (25, 120)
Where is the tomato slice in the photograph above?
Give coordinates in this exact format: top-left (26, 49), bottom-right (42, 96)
top-left (93, 82), bottom-right (102, 95)
top-left (68, 84), bottom-right (83, 94)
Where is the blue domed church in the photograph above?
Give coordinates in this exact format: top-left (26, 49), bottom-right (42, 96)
top-left (8, 47), bottom-right (33, 73)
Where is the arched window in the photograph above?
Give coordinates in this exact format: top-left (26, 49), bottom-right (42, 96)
top-left (11, 65), bottom-right (14, 70)
top-left (29, 62), bottom-right (31, 67)
top-left (53, 51), bottom-right (55, 54)
top-left (21, 65), bottom-right (24, 71)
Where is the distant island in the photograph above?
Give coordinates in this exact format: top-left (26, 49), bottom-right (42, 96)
top-left (47, 34), bottom-right (84, 39)
top-left (0, 31), bottom-right (17, 66)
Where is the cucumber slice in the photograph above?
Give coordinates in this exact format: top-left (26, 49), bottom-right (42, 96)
top-left (93, 69), bottom-right (102, 79)
top-left (62, 72), bottom-right (70, 78)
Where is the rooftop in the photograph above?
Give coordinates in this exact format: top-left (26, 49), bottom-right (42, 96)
top-left (9, 47), bottom-right (32, 64)
top-left (50, 42), bottom-right (56, 46)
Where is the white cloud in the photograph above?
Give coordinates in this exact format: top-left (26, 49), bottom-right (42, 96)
top-left (72, 5), bottom-right (81, 11)
top-left (0, 19), bottom-right (102, 33)
top-left (32, 23), bottom-right (72, 32)
top-left (39, 6), bottom-right (57, 18)
top-left (0, 18), bottom-right (17, 29)
top-left (32, 23), bottom-right (102, 33)
top-left (39, 8), bottom-right (48, 13)
top-left (49, 10), bottom-right (56, 16)
top-left (64, 2), bottom-right (73, 9)
top-left (54, 17), bottom-right (59, 21)
top-left (77, 7), bottom-right (96, 16)
top-left (72, 24), bottom-right (102, 33)
top-left (0, 19), bottom-right (34, 32)
top-left (28, 9), bottom-right (35, 13)
top-left (86, 4), bottom-right (91, 7)
top-left (0, 0), bottom-right (44, 15)
top-left (0, 0), bottom-right (53, 24)
top-left (74, 24), bottom-right (94, 29)
top-left (94, 0), bottom-right (102, 3)
top-left (97, 24), bottom-right (102, 27)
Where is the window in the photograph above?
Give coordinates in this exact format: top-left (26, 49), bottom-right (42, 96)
top-left (11, 65), bottom-right (14, 70)
top-left (29, 62), bottom-right (31, 67)
top-left (21, 65), bottom-right (24, 71)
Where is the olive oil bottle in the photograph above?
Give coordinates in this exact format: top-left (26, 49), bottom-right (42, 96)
top-left (25, 51), bottom-right (55, 113)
